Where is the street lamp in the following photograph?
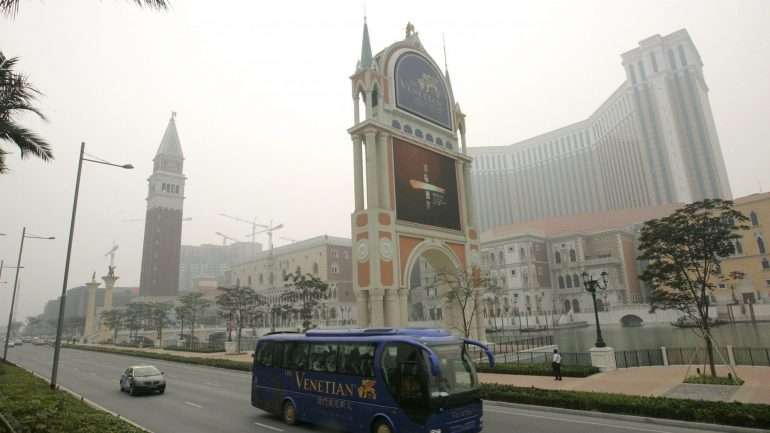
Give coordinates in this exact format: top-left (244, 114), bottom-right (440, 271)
top-left (3, 229), bottom-right (55, 360)
top-left (51, 142), bottom-right (133, 390)
top-left (582, 271), bottom-right (608, 348)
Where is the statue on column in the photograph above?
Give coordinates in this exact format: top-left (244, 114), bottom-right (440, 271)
top-left (405, 22), bottom-right (415, 38)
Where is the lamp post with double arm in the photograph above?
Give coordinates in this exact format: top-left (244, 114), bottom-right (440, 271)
top-left (3, 228), bottom-right (55, 360)
top-left (50, 142), bottom-right (133, 390)
top-left (582, 271), bottom-right (608, 348)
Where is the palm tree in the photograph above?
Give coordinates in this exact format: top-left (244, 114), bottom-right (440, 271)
top-left (1, 0), bottom-right (168, 17)
top-left (0, 52), bottom-right (52, 173)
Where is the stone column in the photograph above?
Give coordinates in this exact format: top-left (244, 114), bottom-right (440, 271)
top-left (82, 278), bottom-right (100, 342)
top-left (352, 135), bottom-right (364, 210)
top-left (383, 289), bottom-right (400, 327)
top-left (364, 131), bottom-right (379, 209)
top-left (398, 288), bottom-right (409, 327)
top-left (369, 291), bottom-right (385, 327)
top-left (356, 290), bottom-right (370, 327)
top-left (99, 272), bottom-right (119, 340)
top-left (473, 289), bottom-right (486, 341)
top-left (376, 133), bottom-right (390, 209)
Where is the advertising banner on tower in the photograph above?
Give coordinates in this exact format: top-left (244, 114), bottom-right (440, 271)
top-left (393, 138), bottom-right (461, 231)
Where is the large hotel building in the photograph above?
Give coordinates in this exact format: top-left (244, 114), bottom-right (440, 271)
top-left (470, 29), bottom-right (732, 230)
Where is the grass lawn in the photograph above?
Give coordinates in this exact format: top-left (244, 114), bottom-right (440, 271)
top-left (0, 362), bottom-right (147, 433)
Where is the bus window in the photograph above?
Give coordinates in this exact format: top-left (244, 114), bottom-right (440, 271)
top-left (381, 343), bottom-right (428, 405)
top-left (285, 342), bottom-right (309, 370)
top-left (338, 344), bottom-right (376, 377)
top-left (310, 343), bottom-right (338, 373)
top-left (256, 342), bottom-right (275, 367)
top-left (271, 341), bottom-right (285, 368)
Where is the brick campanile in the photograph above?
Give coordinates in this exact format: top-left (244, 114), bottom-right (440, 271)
top-left (139, 113), bottom-right (186, 297)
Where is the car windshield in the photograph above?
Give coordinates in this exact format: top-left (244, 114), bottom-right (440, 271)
top-left (133, 366), bottom-right (161, 377)
top-left (427, 343), bottom-right (478, 399)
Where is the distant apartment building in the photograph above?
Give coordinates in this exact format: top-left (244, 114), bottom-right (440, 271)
top-left (227, 235), bottom-right (355, 323)
top-left (179, 241), bottom-right (260, 292)
top-left (714, 192), bottom-right (770, 305)
top-left (470, 29), bottom-right (731, 230)
top-left (41, 286), bottom-right (139, 322)
top-left (480, 205), bottom-right (678, 316)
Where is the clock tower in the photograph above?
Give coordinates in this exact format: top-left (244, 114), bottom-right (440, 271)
top-left (139, 113), bottom-right (186, 297)
top-left (349, 21), bottom-right (483, 338)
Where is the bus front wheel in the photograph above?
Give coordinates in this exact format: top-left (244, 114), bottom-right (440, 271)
top-left (282, 401), bottom-right (298, 426)
top-left (373, 419), bottom-right (393, 433)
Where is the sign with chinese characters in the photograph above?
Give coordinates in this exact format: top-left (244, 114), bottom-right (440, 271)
top-left (393, 138), bottom-right (461, 230)
top-left (395, 52), bottom-right (452, 130)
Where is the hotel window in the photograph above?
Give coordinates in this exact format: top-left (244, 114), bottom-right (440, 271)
top-left (436, 138), bottom-right (443, 146)
top-left (569, 249), bottom-right (576, 262)
top-left (391, 120), bottom-right (401, 129)
top-left (762, 258), bottom-right (769, 270)
top-left (555, 252), bottom-right (561, 264)
top-left (558, 276), bottom-right (564, 289)
top-left (403, 125), bottom-right (412, 134)
top-left (677, 45), bottom-right (688, 66)
top-left (650, 52), bottom-right (659, 72)
top-left (565, 275), bottom-right (572, 288)
top-left (735, 240), bottom-right (743, 255)
top-left (750, 211), bottom-right (759, 226)
top-left (520, 247), bottom-right (526, 258)
top-left (638, 61), bottom-right (646, 80)
top-left (758, 237), bottom-right (766, 255)
top-left (426, 134), bottom-right (434, 143)
top-left (415, 129), bottom-right (423, 138)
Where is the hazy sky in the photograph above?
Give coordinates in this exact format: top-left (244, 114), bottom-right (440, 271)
top-left (1, 0), bottom-right (769, 322)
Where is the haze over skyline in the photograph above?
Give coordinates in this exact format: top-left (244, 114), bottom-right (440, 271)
top-left (1, 0), bottom-right (769, 322)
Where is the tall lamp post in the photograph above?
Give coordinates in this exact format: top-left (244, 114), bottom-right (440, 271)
top-left (3, 228), bottom-right (55, 360)
top-left (581, 271), bottom-right (608, 348)
top-left (51, 142), bottom-right (133, 390)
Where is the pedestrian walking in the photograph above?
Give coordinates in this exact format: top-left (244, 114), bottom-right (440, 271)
top-left (552, 348), bottom-right (562, 380)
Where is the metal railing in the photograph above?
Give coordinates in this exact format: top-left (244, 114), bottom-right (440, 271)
top-left (733, 347), bottom-right (770, 366)
top-left (615, 349), bottom-right (665, 368)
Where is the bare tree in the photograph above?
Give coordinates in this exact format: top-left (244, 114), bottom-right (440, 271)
top-left (434, 269), bottom-right (498, 338)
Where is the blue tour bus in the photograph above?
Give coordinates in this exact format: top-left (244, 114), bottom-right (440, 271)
top-left (251, 328), bottom-right (494, 433)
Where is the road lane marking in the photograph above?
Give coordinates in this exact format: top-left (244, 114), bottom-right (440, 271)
top-left (183, 401), bottom-right (204, 409)
top-left (484, 408), bottom-right (676, 433)
top-left (254, 422), bottom-right (284, 432)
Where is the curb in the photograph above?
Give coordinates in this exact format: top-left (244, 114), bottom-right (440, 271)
top-left (3, 360), bottom-right (155, 433)
top-left (484, 400), bottom-right (770, 433)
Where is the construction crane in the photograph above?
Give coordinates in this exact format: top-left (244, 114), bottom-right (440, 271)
top-left (214, 231), bottom-right (240, 246)
top-left (219, 213), bottom-right (283, 254)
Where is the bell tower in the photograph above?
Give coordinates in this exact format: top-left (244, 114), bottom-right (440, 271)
top-left (349, 21), bottom-right (482, 338)
top-left (139, 112), bottom-right (186, 297)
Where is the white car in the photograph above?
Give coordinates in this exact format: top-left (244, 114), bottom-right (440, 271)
top-left (7, 341), bottom-right (14, 348)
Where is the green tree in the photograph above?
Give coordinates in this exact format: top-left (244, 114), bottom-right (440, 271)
top-left (281, 272), bottom-right (329, 332)
top-left (1, 0), bottom-right (168, 17)
top-left (216, 285), bottom-right (258, 352)
top-left (0, 51), bottom-right (52, 173)
top-left (146, 302), bottom-right (173, 345)
top-left (178, 292), bottom-right (210, 343)
top-left (124, 302), bottom-right (146, 341)
top-left (174, 304), bottom-right (189, 341)
top-left (100, 309), bottom-right (124, 343)
top-left (639, 199), bottom-right (749, 377)
top-left (434, 269), bottom-right (497, 339)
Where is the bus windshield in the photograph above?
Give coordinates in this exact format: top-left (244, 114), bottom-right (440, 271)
top-left (427, 343), bottom-right (479, 402)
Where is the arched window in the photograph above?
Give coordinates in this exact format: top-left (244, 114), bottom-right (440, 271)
top-left (371, 86), bottom-right (379, 108)
top-left (574, 274), bottom-right (581, 288)
top-left (563, 300), bottom-right (571, 313)
top-left (426, 134), bottom-right (434, 143)
top-left (555, 252), bottom-right (561, 264)
top-left (762, 258), bottom-right (770, 270)
top-left (446, 141), bottom-right (453, 150)
top-left (391, 119), bottom-right (401, 129)
top-left (403, 125), bottom-right (413, 134)
top-left (520, 247), bottom-right (526, 258)
top-left (415, 129), bottom-right (423, 138)
top-left (735, 240), bottom-right (743, 255)
top-left (758, 237), bottom-right (766, 255)
top-left (498, 251), bottom-right (504, 263)
top-left (558, 276), bottom-right (565, 289)
top-left (750, 211), bottom-right (759, 226)
top-left (565, 275), bottom-right (572, 288)
top-left (569, 249), bottom-right (577, 262)
top-left (572, 299), bottom-right (581, 313)
top-left (490, 253), bottom-right (496, 264)
top-left (436, 138), bottom-right (444, 146)
top-left (313, 262), bottom-right (319, 275)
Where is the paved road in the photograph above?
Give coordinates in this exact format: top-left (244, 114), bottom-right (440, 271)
top-left (7, 345), bottom-right (735, 433)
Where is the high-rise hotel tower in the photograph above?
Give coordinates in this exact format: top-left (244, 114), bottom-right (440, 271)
top-left (470, 30), bottom-right (732, 231)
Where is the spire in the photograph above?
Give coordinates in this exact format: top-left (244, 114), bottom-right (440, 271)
top-left (359, 17), bottom-right (373, 70)
top-left (155, 111), bottom-right (184, 159)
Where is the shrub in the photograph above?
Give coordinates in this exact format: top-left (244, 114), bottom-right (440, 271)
top-left (62, 344), bottom-right (252, 372)
top-left (477, 363), bottom-right (599, 377)
top-left (0, 362), bottom-right (148, 433)
top-left (684, 375), bottom-right (744, 386)
top-left (480, 383), bottom-right (770, 429)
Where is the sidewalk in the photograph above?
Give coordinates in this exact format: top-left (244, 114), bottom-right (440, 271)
top-left (76, 344), bottom-right (770, 405)
top-left (480, 365), bottom-right (770, 405)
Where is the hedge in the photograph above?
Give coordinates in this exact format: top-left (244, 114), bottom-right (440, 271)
top-left (684, 375), bottom-right (745, 386)
top-left (0, 362), bottom-right (148, 433)
top-left (477, 363), bottom-right (599, 377)
top-left (62, 344), bottom-right (252, 372)
top-left (481, 383), bottom-right (770, 429)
